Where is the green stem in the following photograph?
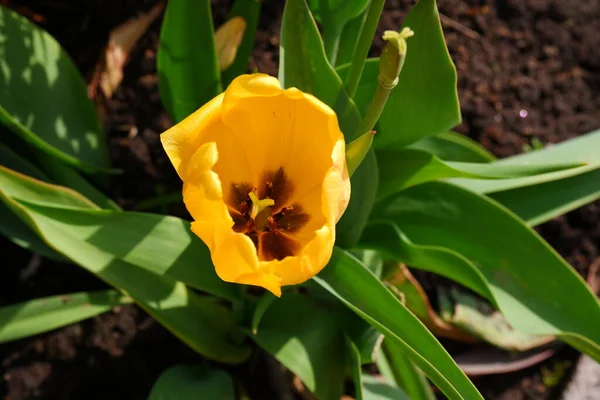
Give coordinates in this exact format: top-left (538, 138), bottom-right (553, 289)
top-left (355, 82), bottom-right (392, 137)
top-left (344, 0), bottom-right (385, 97)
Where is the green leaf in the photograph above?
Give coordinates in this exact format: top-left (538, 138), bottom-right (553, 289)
top-left (376, 148), bottom-right (583, 200)
top-left (370, 182), bottom-right (600, 359)
top-left (452, 129), bottom-right (600, 194)
top-left (221, 0), bottom-right (262, 88)
top-left (158, 0), bottom-right (221, 123)
top-left (314, 248), bottom-right (483, 400)
top-left (0, 6), bottom-right (109, 172)
top-left (382, 339), bottom-right (436, 400)
top-left (336, 0), bottom-right (461, 148)
top-left (336, 149), bottom-right (378, 248)
top-left (317, 0), bottom-right (370, 65)
top-left (450, 130), bottom-right (600, 225)
top-left (408, 131), bottom-right (496, 163)
top-left (0, 290), bottom-right (131, 343)
top-left (279, 0), bottom-right (361, 138)
top-left (347, 336), bottom-right (364, 400)
top-left (361, 222), bottom-right (493, 300)
top-left (336, 10), bottom-right (369, 67)
top-left (362, 375), bottom-right (410, 400)
top-left (490, 167), bottom-right (600, 226)
top-left (251, 293), bottom-right (346, 400)
top-left (148, 365), bottom-right (235, 400)
top-left (0, 167), bottom-right (250, 363)
top-left (0, 201), bottom-right (64, 260)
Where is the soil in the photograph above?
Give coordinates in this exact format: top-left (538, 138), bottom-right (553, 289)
top-left (1, 0), bottom-right (599, 399)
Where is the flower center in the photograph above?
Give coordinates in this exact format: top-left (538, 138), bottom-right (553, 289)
top-left (249, 191), bottom-right (274, 230)
top-left (226, 167), bottom-right (310, 261)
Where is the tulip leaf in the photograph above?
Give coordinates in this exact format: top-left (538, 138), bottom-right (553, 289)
top-left (315, 0), bottom-right (370, 65)
top-left (0, 290), bottom-right (132, 343)
top-left (382, 339), bottom-right (436, 400)
top-left (158, 0), bottom-right (221, 123)
top-left (221, 0), bottom-right (262, 88)
top-left (252, 293), bottom-right (346, 400)
top-left (336, 149), bottom-right (378, 248)
top-left (362, 375), bottom-right (411, 400)
top-left (408, 131), bottom-right (496, 163)
top-left (0, 6), bottom-right (109, 172)
top-left (490, 167), bottom-right (600, 226)
top-left (0, 201), bottom-right (64, 260)
top-left (336, 10), bottom-right (369, 67)
top-left (148, 365), bottom-right (235, 400)
top-left (0, 167), bottom-right (250, 363)
top-left (336, 0), bottom-right (461, 148)
top-left (451, 129), bottom-right (600, 194)
top-left (376, 148), bottom-right (584, 201)
top-left (315, 248), bottom-right (484, 400)
top-left (347, 336), bottom-right (365, 400)
top-left (370, 181), bottom-right (600, 360)
top-left (279, 0), bottom-right (361, 138)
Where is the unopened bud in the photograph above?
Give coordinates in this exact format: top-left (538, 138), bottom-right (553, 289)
top-left (378, 28), bottom-right (414, 89)
top-left (215, 16), bottom-right (247, 71)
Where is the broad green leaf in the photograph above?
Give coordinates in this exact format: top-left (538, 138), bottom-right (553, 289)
top-left (371, 182), bottom-right (600, 359)
top-left (0, 165), bottom-right (236, 300)
top-left (0, 6), bottom-right (109, 172)
top-left (36, 153), bottom-right (120, 210)
top-left (362, 375), bottom-right (410, 400)
top-left (347, 336), bottom-right (364, 400)
top-left (316, 0), bottom-right (370, 65)
top-left (0, 201), bottom-right (63, 260)
top-left (252, 293), bottom-right (346, 400)
top-left (148, 365), bottom-right (235, 400)
top-left (0, 290), bottom-right (131, 343)
top-left (221, 0), bottom-right (262, 87)
top-left (382, 339), bottom-right (435, 400)
top-left (0, 168), bottom-right (250, 363)
top-left (336, 0), bottom-right (460, 148)
top-left (315, 248), bottom-right (483, 400)
top-left (279, 0), bottom-right (361, 138)
top-left (376, 148), bottom-right (583, 200)
top-left (490, 167), bottom-right (600, 226)
top-left (408, 131), bottom-right (495, 163)
top-left (158, 0), bottom-right (221, 123)
top-left (452, 129), bottom-right (600, 194)
top-left (361, 222), bottom-right (494, 300)
top-left (336, 149), bottom-right (378, 248)
top-left (0, 138), bottom-right (48, 181)
top-left (336, 9), bottom-right (368, 67)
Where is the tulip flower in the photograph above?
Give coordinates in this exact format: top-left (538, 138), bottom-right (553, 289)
top-left (161, 74), bottom-right (350, 296)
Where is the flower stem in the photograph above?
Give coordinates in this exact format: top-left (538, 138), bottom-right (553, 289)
top-left (355, 82), bottom-right (392, 137)
top-left (344, 0), bottom-right (385, 98)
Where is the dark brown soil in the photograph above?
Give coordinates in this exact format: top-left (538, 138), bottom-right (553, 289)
top-left (1, 0), bottom-right (599, 399)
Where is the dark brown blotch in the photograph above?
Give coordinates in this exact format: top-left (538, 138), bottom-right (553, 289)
top-left (228, 182), bottom-right (253, 212)
top-left (259, 167), bottom-right (293, 209)
top-left (258, 231), bottom-right (300, 261)
top-left (275, 203), bottom-right (310, 233)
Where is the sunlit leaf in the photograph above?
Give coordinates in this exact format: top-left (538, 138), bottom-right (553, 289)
top-left (0, 290), bottom-right (131, 343)
top-left (0, 6), bottom-right (109, 172)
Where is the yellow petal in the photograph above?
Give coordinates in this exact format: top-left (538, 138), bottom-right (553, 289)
top-left (160, 93), bottom-right (224, 179)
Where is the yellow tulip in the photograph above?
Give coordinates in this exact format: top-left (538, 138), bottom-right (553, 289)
top-left (161, 74), bottom-right (351, 296)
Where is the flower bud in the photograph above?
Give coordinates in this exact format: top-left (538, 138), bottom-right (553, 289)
top-left (378, 27), bottom-right (414, 89)
top-left (215, 16), bottom-right (247, 71)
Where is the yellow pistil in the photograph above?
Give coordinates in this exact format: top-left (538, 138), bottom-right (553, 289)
top-left (249, 191), bottom-right (275, 230)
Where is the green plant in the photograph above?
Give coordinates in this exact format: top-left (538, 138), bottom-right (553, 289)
top-left (1, 1), bottom-right (599, 399)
